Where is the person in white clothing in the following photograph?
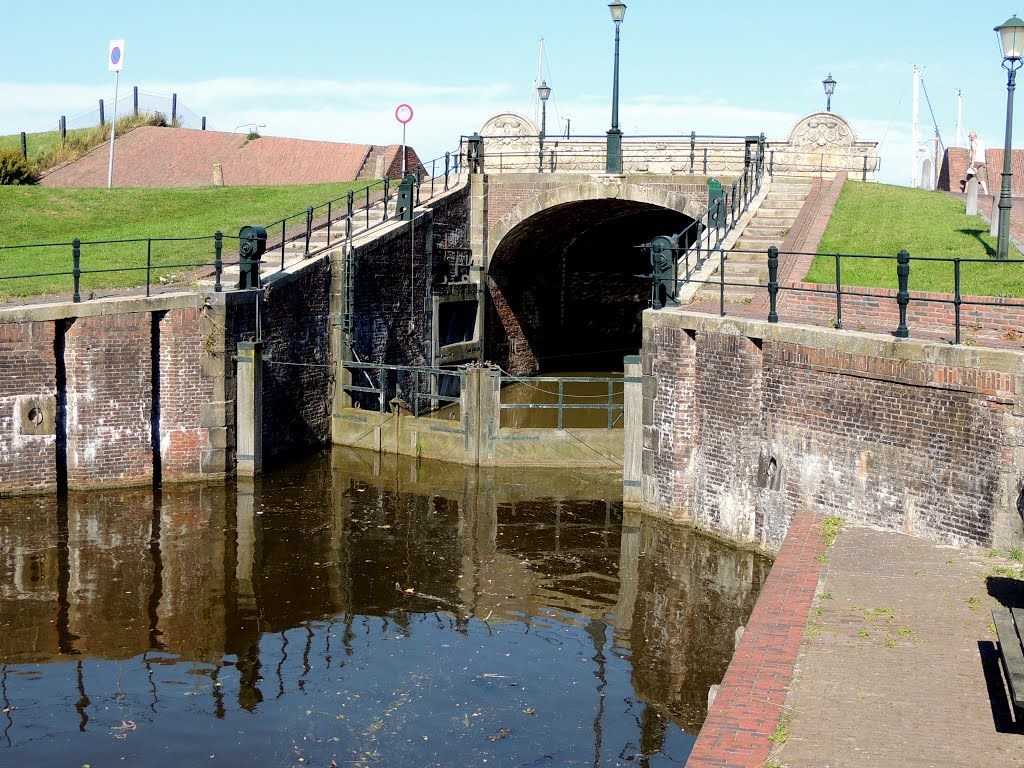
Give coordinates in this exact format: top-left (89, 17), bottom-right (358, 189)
top-left (967, 131), bottom-right (989, 194)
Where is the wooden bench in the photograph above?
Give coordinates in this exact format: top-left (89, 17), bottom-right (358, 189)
top-left (993, 607), bottom-right (1024, 712)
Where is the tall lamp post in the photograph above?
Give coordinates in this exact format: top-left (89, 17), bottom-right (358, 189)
top-left (606, 1), bottom-right (626, 174)
top-left (822, 74), bottom-right (836, 112)
top-left (538, 80), bottom-right (551, 173)
top-left (996, 15), bottom-right (1024, 260)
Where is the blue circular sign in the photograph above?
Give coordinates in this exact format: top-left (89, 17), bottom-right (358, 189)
top-left (111, 47), bottom-right (121, 65)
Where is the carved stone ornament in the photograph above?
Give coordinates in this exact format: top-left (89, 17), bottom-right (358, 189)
top-left (788, 112), bottom-right (857, 149)
top-left (480, 113), bottom-right (539, 144)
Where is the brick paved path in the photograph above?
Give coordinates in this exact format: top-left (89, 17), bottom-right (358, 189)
top-left (685, 512), bottom-right (827, 767)
top-left (778, 525), bottom-right (1024, 768)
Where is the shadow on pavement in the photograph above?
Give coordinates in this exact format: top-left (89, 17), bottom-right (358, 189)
top-left (987, 576), bottom-right (1024, 608)
top-left (979, 640), bottom-right (1024, 734)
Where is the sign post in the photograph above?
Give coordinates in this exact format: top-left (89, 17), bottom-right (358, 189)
top-left (106, 40), bottom-right (125, 189)
top-left (395, 104), bottom-right (413, 176)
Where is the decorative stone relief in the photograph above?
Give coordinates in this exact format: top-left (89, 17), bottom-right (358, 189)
top-left (788, 112), bottom-right (857, 149)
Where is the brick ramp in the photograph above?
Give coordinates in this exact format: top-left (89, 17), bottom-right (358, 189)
top-left (38, 127), bottom-right (416, 187)
top-left (685, 511), bottom-right (827, 767)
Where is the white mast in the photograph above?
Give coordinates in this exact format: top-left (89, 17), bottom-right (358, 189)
top-left (911, 66), bottom-right (921, 188)
top-left (528, 37), bottom-right (545, 123)
top-left (954, 89), bottom-right (965, 147)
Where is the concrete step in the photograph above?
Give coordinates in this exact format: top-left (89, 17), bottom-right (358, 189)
top-left (753, 208), bottom-right (801, 220)
top-left (743, 224), bottom-right (789, 237)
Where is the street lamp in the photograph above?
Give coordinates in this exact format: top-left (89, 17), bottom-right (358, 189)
top-left (606, 1), bottom-right (626, 174)
top-left (538, 80), bottom-right (551, 173)
top-left (996, 15), bottom-right (1024, 260)
top-left (822, 74), bottom-right (836, 112)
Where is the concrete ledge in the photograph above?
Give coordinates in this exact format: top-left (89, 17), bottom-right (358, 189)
top-left (0, 291), bottom-right (199, 323)
top-left (648, 309), bottom-right (1024, 380)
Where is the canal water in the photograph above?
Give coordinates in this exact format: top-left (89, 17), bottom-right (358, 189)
top-left (0, 448), bottom-right (769, 767)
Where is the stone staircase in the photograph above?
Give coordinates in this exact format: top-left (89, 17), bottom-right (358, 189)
top-left (694, 176), bottom-right (812, 305)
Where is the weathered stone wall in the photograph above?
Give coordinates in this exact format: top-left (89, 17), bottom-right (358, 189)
top-left (0, 296), bottom-right (227, 495)
top-left (0, 321), bottom-right (57, 494)
top-left (64, 313), bottom-right (155, 489)
top-left (252, 259), bottom-right (333, 456)
top-left (642, 310), bottom-right (1024, 552)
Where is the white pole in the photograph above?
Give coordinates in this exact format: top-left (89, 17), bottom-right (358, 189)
top-left (954, 89), bottom-right (965, 147)
top-left (911, 66), bottom-right (920, 188)
top-left (107, 70), bottom-right (120, 188)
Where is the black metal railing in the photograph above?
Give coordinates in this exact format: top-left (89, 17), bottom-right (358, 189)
top-left (683, 245), bottom-right (1024, 345)
top-left (497, 374), bottom-right (625, 430)
top-left (0, 145), bottom-right (466, 304)
top-left (340, 361), bottom-right (464, 417)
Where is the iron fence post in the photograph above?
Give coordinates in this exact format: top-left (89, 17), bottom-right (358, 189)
top-left (690, 130), bottom-right (696, 174)
top-left (383, 177), bottom-right (390, 221)
top-left (719, 247), bottom-right (726, 316)
top-left (305, 206), bottom-right (313, 255)
top-left (557, 380), bottom-right (564, 431)
top-left (895, 250), bottom-right (910, 338)
top-left (214, 231), bottom-right (223, 292)
top-left (607, 380), bottom-right (614, 430)
top-left (954, 258), bottom-right (962, 344)
top-left (833, 252), bottom-right (843, 329)
top-left (327, 201), bottom-right (333, 243)
top-left (767, 246), bottom-right (779, 323)
top-left (769, 149), bottom-right (775, 177)
top-left (445, 151), bottom-right (451, 191)
top-left (146, 238), bottom-right (152, 297)
top-left (863, 154), bottom-right (868, 182)
top-left (280, 220), bottom-right (286, 270)
top-left (703, 147), bottom-right (708, 175)
top-left (72, 238), bottom-right (81, 303)
top-left (347, 190), bottom-right (354, 223)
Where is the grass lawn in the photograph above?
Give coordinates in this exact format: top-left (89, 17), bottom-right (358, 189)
top-left (805, 181), bottom-right (1024, 297)
top-left (0, 128), bottom-right (96, 161)
top-left (0, 182), bottom-right (371, 298)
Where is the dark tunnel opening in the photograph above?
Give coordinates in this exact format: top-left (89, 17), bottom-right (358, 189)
top-left (486, 199), bottom-right (695, 374)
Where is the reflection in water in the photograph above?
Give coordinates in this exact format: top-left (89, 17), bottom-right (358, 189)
top-left (0, 448), bottom-right (768, 766)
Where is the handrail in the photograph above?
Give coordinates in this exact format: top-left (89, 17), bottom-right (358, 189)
top-left (497, 373), bottom-right (625, 430)
top-left (690, 245), bottom-right (1024, 346)
top-left (0, 144), bottom-right (466, 304)
top-left (340, 360), bottom-right (464, 416)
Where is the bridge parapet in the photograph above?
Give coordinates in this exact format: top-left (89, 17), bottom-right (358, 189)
top-left (469, 111), bottom-right (878, 181)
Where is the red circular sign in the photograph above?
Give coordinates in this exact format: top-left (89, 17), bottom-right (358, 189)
top-left (395, 104), bottom-right (413, 124)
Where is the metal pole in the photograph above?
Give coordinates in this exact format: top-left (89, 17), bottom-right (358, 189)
top-left (133, 85), bottom-right (139, 117)
top-left (402, 123), bottom-right (407, 176)
top-left (19, 132), bottom-right (26, 160)
top-left (539, 98), bottom-right (547, 173)
top-left (895, 250), bottom-right (910, 338)
top-left (998, 65), bottom-right (1018, 260)
top-left (106, 71), bottom-right (120, 188)
top-left (606, 18), bottom-right (623, 174)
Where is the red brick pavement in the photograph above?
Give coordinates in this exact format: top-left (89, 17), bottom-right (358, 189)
top-left (39, 127), bottom-right (418, 188)
top-left (685, 511), bottom-right (827, 768)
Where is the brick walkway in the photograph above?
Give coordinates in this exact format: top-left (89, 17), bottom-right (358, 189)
top-left (768, 525), bottom-right (1024, 768)
top-left (685, 516), bottom-right (1024, 767)
top-left (685, 511), bottom-right (827, 767)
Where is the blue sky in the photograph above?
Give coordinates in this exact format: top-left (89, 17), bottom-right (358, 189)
top-left (0, 1), bottom-right (1018, 186)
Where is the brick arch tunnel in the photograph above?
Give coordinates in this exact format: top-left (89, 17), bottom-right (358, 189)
top-left (486, 199), bottom-right (696, 374)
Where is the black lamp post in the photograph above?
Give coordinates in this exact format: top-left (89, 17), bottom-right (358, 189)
top-left (996, 15), bottom-right (1024, 260)
top-left (822, 74), bottom-right (836, 112)
top-left (606, 1), bottom-right (626, 174)
top-left (538, 80), bottom-right (551, 173)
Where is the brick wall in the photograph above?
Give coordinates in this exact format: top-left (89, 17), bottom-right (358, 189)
top-left (258, 259), bottom-right (333, 456)
top-left (642, 311), bottom-right (1023, 551)
top-left (159, 307), bottom-right (212, 480)
top-left (0, 321), bottom-right (57, 494)
top-left (938, 146), bottom-right (1024, 194)
top-left (349, 220), bottom-right (433, 408)
top-left (64, 313), bottom-right (154, 489)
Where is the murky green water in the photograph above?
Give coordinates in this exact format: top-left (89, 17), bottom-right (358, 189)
top-left (0, 448), bottom-right (769, 767)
